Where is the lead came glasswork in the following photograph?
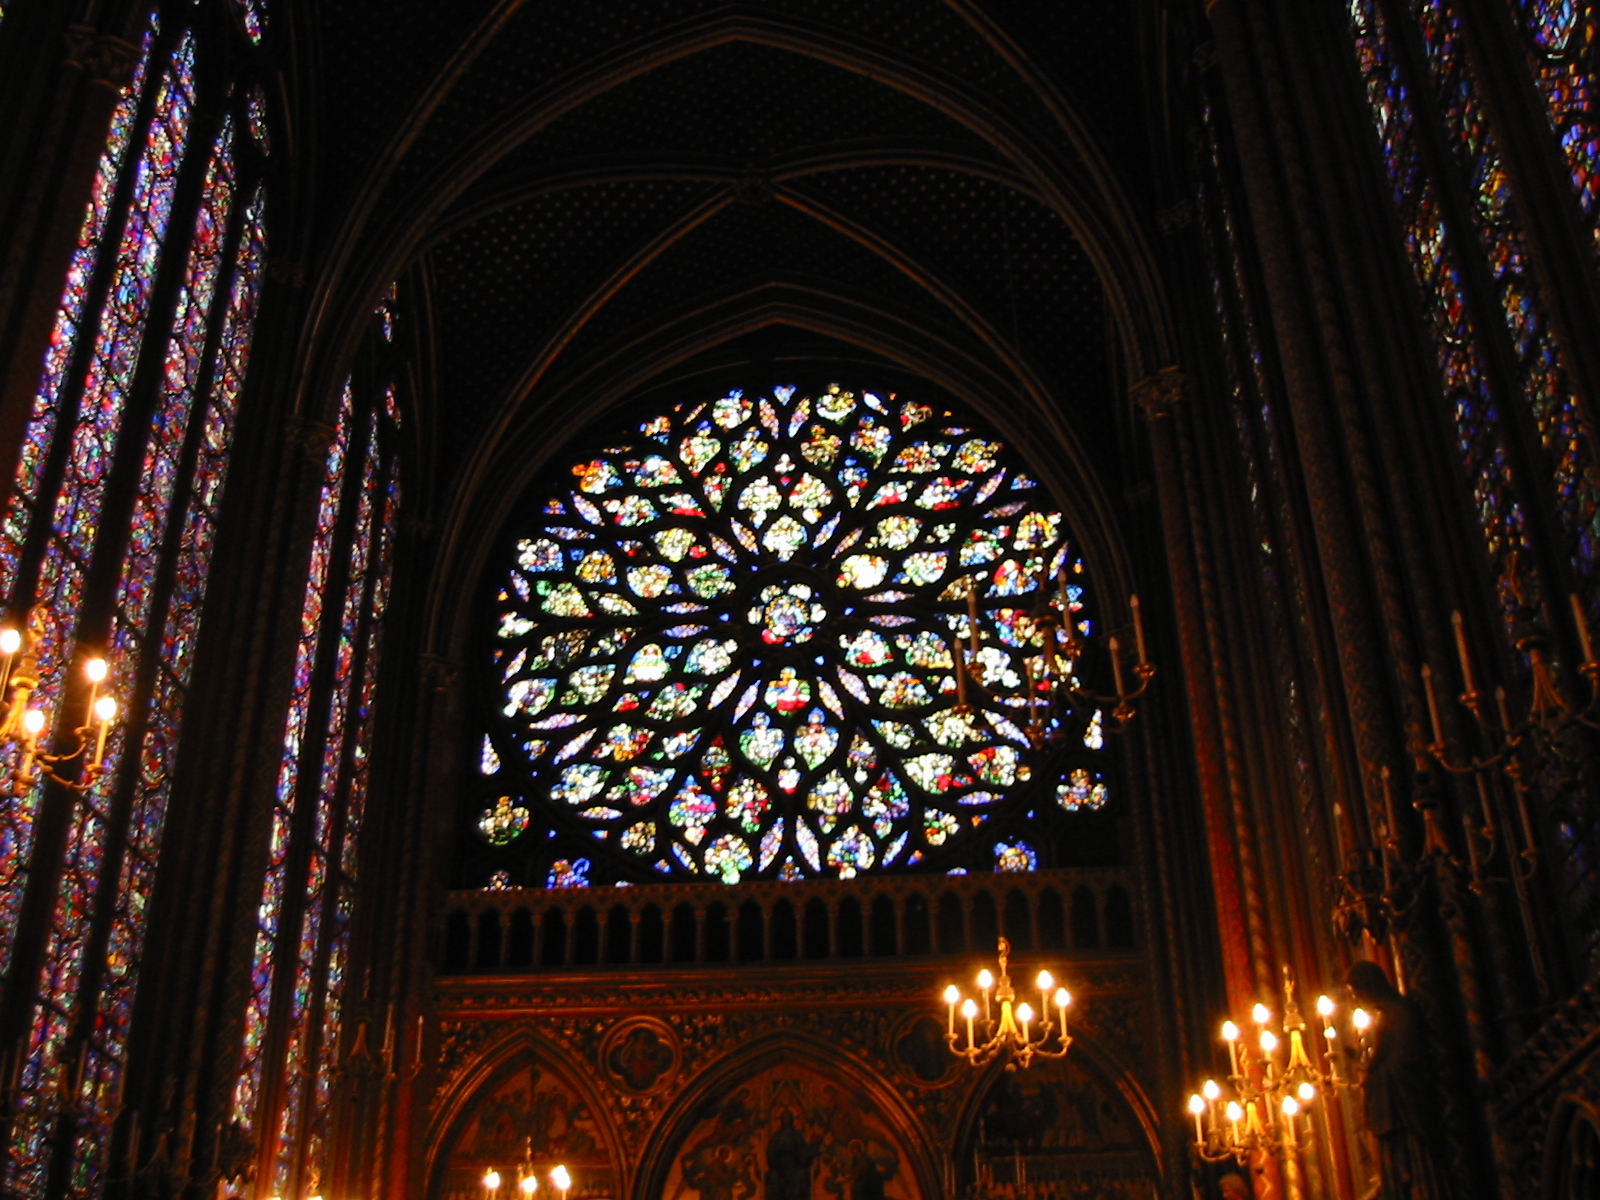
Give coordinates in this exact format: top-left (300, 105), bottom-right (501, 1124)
top-left (1410, 0), bottom-right (1600, 611)
top-left (0, 19), bottom-right (173, 990)
top-left (491, 385), bottom-right (1107, 882)
top-left (1346, 0), bottom-right (1544, 630)
top-left (1508, 0), bottom-right (1600, 255)
top-left (21, 115), bottom-right (240, 1193)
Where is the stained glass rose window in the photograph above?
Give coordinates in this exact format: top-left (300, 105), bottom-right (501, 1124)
top-left (483, 385), bottom-right (1108, 883)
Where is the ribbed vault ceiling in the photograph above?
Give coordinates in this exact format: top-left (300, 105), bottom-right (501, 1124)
top-left (298, 1), bottom-right (1168, 567)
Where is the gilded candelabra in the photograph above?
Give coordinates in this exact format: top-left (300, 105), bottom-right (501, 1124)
top-left (952, 572), bottom-right (1154, 750)
top-left (0, 608), bottom-right (118, 795)
top-left (940, 938), bottom-right (1074, 1069)
top-left (1186, 967), bottom-right (1365, 1200)
top-left (482, 1158), bottom-right (571, 1199)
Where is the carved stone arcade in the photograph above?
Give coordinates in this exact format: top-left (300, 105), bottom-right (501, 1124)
top-left (425, 870), bottom-right (1163, 1200)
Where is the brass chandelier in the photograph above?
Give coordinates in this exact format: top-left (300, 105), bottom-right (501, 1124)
top-left (953, 574), bottom-right (1154, 750)
top-left (940, 937), bottom-right (1075, 1069)
top-left (0, 608), bottom-right (118, 794)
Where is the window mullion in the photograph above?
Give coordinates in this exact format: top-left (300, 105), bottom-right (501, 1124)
top-left (1, 12), bottom-right (181, 620)
top-left (47, 135), bottom-right (254, 1192)
top-left (247, 386), bottom-right (375, 1197)
top-left (1370, 0), bottom-right (1578, 625)
top-left (286, 424), bottom-right (389, 1200)
top-left (1451, 0), bottom-right (1600, 422)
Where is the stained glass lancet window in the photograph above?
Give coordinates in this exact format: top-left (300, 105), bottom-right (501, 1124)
top-left (1508, 1), bottom-right (1600, 255)
top-left (1346, 0), bottom-right (1544, 628)
top-left (0, 8), bottom-right (271, 1193)
top-left (1345, 0), bottom-right (1600, 956)
top-left (482, 385), bottom-right (1111, 886)
top-left (1409, 0), bottom-right (1600, 604)
top-left (234, 322), bottom-right (401, 1200)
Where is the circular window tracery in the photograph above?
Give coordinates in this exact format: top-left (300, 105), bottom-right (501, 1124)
top-left (485, 385), bottom-right (1107, 883)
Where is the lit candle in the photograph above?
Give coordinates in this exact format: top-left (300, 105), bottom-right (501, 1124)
top-left (962, 997), bottom-right (978, 1048)
top-left (1188, 1094), bottom-right (1206, 1143)
top-left (1036, 971), bottom-right (1053, 1023)
top-left (551, 1165), bottom-right (571, 1200)
top-left (1226, 1101), bottom-right (1242, 1143)
top-left (92, 696), bottom-right (115, 768)
top-left (944, 985), bottom-right (960, 1037)
top-left (83, 656), bottom-right (107, 728)
top-left (978, 968), bottom-right (994, 1021)
top-left (0, 627), bottom-right (18, 694)
top-left (1110, 636), bottom-right (1126, 697)
top-left (1422, 663), bottom-right (1445, 747)
top-left (1252, 1003), bottom-right (1270, 1026)
top-left (1222, 1020), bottom-right (1240, 1076)
top-left (1351, 1007), bottom-right (1371, 1051)
top-left (484, 1170), bottom-right (502, 1195)
top-left (1017, 1002), bottom-right (1033, 1042)
top-left (1452, 611), bottom-right (1477, 696)
top-left (1574, 594), bottom-right (1597, 666)
top-left (1315, 994), bottom-right (1335, 1045)
top-left (1054, 987), bottom-right (1070, 1037)
top-left (521, 1176), bottom-right (539, 1197)
top-left (1130, 594), bottom-right (1148, 666)
top-left (1202, 1078), bottom-right (1221, 1132)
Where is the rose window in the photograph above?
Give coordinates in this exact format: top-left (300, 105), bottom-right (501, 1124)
top-left (483, 385), bottom-right (1108, 884)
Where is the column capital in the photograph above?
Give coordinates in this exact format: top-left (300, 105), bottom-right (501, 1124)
top-left (285, 413), bottom-right (336, 462)
top-left (64, 27), bottom-right (141, 91)
top-left (1130, 366), bottom-right (1189, 421)
top-left (418, 653), bottom-right (463, 694)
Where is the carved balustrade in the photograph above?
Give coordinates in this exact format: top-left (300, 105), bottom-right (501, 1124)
top-left (436, 867), bottom-right (1138, 974)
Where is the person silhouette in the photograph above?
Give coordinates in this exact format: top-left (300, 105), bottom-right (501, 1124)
top-left (1345, 961), bottom-right (1454, 1200)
